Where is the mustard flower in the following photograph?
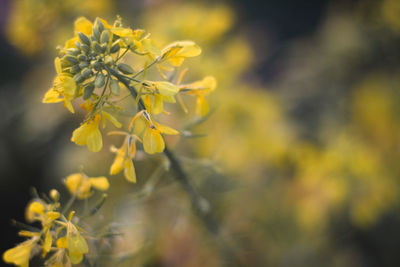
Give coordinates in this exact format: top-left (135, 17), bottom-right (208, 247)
top-left (109, 134), bottom-right (139, 183)
top-left (130, 111), bottom-right (179, 154)
top-left (180, 76), bottom-right (217, 117)
top-left (64, 173), bottom-right (109, 199)
top-left (71, 114), bottom-right (103, 152)
top-left (162, 41), bottom-right (202, 66)
top-left (3, 236), bottom-right (39, 267)
top-left (42, 57), bottom-right (77, 113)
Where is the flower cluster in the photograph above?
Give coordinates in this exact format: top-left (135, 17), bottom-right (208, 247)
top-left (3, 172), bottom-right (109, 267)
top-left (42, 16), bottom-right (216, 182)
top-left (4, 15), bottom-right (216, 267)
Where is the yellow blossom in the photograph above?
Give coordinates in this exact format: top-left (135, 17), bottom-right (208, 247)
top-left (109, 134), bottom-right (138, 183)
top-left (71, 115), bottom-right (103, 152)
top-left (3, 236), bottom-right (39, 267)
top-left (143, 121), bottom-right (179, 154)
top-left (66, 223), bottom-right (88, 264)
top-left (65, 173), bottom-right (109, 199)
top-left (180, 76), bottom-right (216, 117)
top-left (42, 58), bottom-right (77, 113)
top-left (162, 41), bottom-right (202, 66)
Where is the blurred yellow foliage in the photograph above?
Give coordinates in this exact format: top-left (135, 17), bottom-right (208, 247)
top-left (6, 0), bottom-right (112, 55)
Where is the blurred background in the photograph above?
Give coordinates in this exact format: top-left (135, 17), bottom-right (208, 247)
top-left (1, 0), bottom-right (400, 266)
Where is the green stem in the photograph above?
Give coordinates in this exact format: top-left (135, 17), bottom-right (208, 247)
top-left (132, 58), bottom-right (159, 78)
top-left (62, 195), bottom-right (76, 215)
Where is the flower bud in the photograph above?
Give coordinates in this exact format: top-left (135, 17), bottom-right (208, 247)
top-left (93, 27), bottom-right (101, 41)
top-left (101, 43), bottom-right (108, 53)
top-left (83, 83), bottom-right (95, 100)
top-left (81, 68), bottom-right (93, 79)
top-left (100, 31), bottom-right (110, 44)
top-left (110, 79), bottom-right (120, 95)
top-left (71, 65), bottom-right (81, 73)
top-left (95, 73), bottom-right (105, 88)
top-left (66, 48), bottom-right (80, 56)
top-left (93, 41), bottom-right (102, 54)
top-left (96, 18), bottom-right (105, 33)
top-left (117, 63), bottom-right (134, 74)
top-left (79, 61), bottom-right (89, 69)
top-left (78, 54), bottom-right (87, 61)
top-left (74, 41), bottom-right (81, 50)
top-left (73, 73), bottom-right (85, 83)
top-left (65, 55), bottom-right (78, 64)
top-left (110, 42), bottom-right (120, 53)
top-left (92, 61), bottom-right (103, 71)
top-left (80, 44), bottom-right (90, 54)
top-left (78, 32), bottom-right (91, 46)
top-left (50, 189), bottom-right (60, 201)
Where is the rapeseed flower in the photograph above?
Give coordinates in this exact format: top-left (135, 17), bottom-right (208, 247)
top-left (64, 172), bottom-right (109, 199)
top-left (109, 134), bottom-right (139, 183)
top-left (42, 57), bottom-right (77, 113)
top-left (3, 236), bottom-right (39, 267)
top-left (71, 114), bottom-right (103, 152)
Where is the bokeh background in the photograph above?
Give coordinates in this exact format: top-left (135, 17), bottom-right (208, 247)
top-left (1, 0), bottom-right (400, 266)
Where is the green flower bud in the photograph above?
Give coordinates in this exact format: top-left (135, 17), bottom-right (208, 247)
top-left (100, 43), bottom-right (108, 53)
top-left (96, 18), bottom-right (105, 33)
top-left (117, 63), bottom-right (134, 74)
top-left (110, 79), bottom-right (120, 95)
top-left (93, 41), bottom-right (102, 54)
top-left (74, 41), bottom-right (81, 50)
top-left (83, 83), bottom-right (95, 100)
top-left (73, 73), bottom-right (85, 83)
top-left (92, 61), bottom-right (103, 71)
top-left (64, 55), bottom-right (78, 64)
top-left (100, 31), bottom-right (110, 44)
top-left (79, 61), bottom-right (89, 69)
top-left (81, 44), bottom-right (90, 54)
top-left (78, 32), bottom-right (91, 46)
top-left (66, 48), bottom-right (80, 56)
top-left (95, 73), bottom-right (105, 88)
top-left (93, 27), bottom-right (101, 41)
top-left (110, 42), bottom-right (120, 53)
top-left (81, 68), bottom-right (93, 78)
top-left (71, 65), bottom-right (81, 73)
top-left (77, 54), bottom-right (87, 61)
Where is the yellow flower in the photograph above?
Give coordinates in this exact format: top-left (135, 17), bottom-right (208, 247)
top-left (25, 201), bottom-right (60, 228)
top-left (55, 212), bottom-right (89, 265)
top-left (140, 81), bottom-right (179, 114)
top-left (162, 41), bottom-right (202, 66)
top-left (65, 173), bottom-right (109, 199)
top-left (3, 237), bottom-right (39, 267)
top-left (129, 111), bottom-right (179, 154)
top-left (143, 121), bottom-right (179, 154)
top-left (42, 58), bottom-right (77, 113)
top-left (66, 223), bottom-right (88, 264)
top-left (71, 115), bottom-right (103, 152)
top-left (180, 76), bottom-right (216, 117)
top-left (110, 135), bottom-right (138, 183)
